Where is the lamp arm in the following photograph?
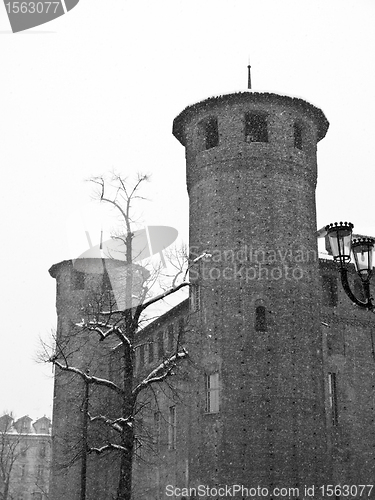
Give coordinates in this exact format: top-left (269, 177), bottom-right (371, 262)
top-left (339, 267), bottom-right (374, 311)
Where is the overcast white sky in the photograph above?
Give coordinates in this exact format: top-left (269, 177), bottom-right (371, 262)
top-left (0, 0), bottom-right (374, 420)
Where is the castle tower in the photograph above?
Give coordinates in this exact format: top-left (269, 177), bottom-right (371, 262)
top-left (173, 91), bottom-right (330, 493)
top-left (49, 258), bottom-right (147, 500)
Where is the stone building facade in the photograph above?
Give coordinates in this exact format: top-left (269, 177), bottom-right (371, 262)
top-left (0, 414), bottom-right (51, 500)
top-left (49, 89), bottom-right (375, 499)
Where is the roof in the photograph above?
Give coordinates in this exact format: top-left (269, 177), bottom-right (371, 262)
top-left (49, 258), bottom-right (149, 280)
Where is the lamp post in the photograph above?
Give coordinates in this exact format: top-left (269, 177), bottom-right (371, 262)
top-left (325, 222), bottom-right (375, 311)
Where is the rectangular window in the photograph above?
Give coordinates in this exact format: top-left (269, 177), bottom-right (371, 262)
top-left (154, 411), bottom-right (161, 451)
top-left (205, 373), bottom-right (220, 413)
top-left (139, 344), bottom-right (145, 367)
top-left (167, 325), bottom-right (174, 352)
top-left (21, 464), bottom-right (26, 479)
top-left (203, 117), bottom-right (219, 150)
top-left (148, 338), bottom-right (154, 364)
top-left (245, 113), bottom-right (268, 143)
top-left (37, 465), bottom-right (43, 479)
top-left (328, 372), bottom-right (338, 426)
top-left (294, 122), bottom-right (303, 150)
top-left (157, 331), bottom-right (164, 359)
top-left (178, 318), bottom-right (185, 345)
top-left (39, 444), bottom-right (46, 458)
top-left (168, 406), bottom-right (176, 450)
top-left (255, 306), bottom-right (267, 332)
top-left (190, 284), bottom-right (201, 312)
top-left (72, 269), bottom-right (85, 290)
top-left (322, 275), bottom-right (338, 307)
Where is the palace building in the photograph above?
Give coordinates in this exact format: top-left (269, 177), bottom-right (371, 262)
top-left (0, 414), bottom-right (51, 500)
top-left (49, 89), bottom-right (375, 499)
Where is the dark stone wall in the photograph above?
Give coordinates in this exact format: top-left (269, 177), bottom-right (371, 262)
top-left (320, 261), bottom-right (375, 490)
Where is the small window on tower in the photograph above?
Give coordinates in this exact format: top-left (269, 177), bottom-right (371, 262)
top-left (255, 306), bottom-right (267, 332)
top-left (199, 117), bottom-right (219, 150)
top-left (245, 113), bottom-right (268, 143)
top-left (294, 122), bottom-right (303, 150)
top-left (72, 269), bottom-right (85, 290)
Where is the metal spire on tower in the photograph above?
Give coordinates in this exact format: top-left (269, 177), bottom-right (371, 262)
top-left (247, 58), bottom-right (251, 89)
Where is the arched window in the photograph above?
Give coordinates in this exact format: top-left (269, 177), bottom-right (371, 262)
top-left (255, 306), bottom-right (267, 332)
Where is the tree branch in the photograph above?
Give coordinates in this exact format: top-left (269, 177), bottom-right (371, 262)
top-left (133, 349), bottom-right (188, 397)
top-left (133, 282), bottom-right (191, 327)
top-left (88, 443), bottom-right (130, 455)
top-left (87, 413), bottom-right (132, 433)
top-left (52, 360), bottom-right (124, 395)
top-left (77, 321), bottom-right (132, 347)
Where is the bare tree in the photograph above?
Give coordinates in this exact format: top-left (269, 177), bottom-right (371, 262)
top-left (45, 173), bottom-right (208, 500)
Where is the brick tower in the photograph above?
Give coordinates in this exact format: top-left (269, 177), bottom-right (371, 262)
top-left (49, 258), bottom-right (147, 500)
top-left (173, 91), bottom-right (330, 494)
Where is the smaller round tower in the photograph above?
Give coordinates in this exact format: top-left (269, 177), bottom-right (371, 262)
top-left (48, 258), bottom-right (146, 500)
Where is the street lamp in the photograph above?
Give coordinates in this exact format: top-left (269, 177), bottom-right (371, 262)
top-left (325, 222), bottom-right (375, 311)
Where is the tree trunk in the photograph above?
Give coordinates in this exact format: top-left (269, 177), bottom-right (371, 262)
top-left (3, 479), bottom-right (9, 500)
top-left (117, 310), bottom-right (135, 500)
top-left (116, 424), bottom-right (134, 500)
